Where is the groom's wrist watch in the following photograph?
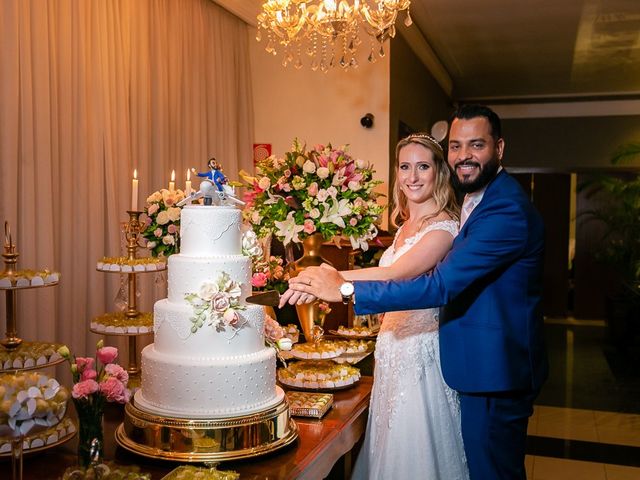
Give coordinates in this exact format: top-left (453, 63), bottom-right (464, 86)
top-left (340, 282), bottom-right (355, 304)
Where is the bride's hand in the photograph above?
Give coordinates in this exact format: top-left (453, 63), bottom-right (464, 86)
top-left (278, 289), bottom-right (316, 307)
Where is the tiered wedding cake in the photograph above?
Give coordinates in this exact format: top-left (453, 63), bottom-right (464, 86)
top-left (135, 205), bottom-right (284, 418)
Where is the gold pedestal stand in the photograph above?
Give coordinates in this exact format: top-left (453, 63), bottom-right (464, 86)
top-left (92, 211), bottom-right (160, 381)
top-left (116, 393), bottom-right (298, 462)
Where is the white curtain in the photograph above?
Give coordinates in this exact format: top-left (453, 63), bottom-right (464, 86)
top-left (0, 0), bottom-right (254, 366)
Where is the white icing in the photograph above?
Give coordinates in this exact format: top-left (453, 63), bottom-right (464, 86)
top-left (153, 301), bottom-right (265, 356)
top-left (138, 204), bottom-right (280, 419)
top-left (179, 206), bottom-right (242, 257)
top-left (138, 345), bottom-right (280, 417)
top-left (167, 255), bottom-right (252, 303)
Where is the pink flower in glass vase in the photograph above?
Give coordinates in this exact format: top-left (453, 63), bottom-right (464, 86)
top-left (72, 379), bottom-right (100, 400)
top-left (105, 363), bottom-right (129, 384)
top-left (81, 369), bottom-right (97, 381)
top-left (100, 376), bottom-right (130, 403)
top-left (75, 357), bottom-right (94, 372)
top-left (96, 346), bottom-right (118, 365)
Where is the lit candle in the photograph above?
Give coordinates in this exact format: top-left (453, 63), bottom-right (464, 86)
top-left (169, 169), bottom-right (175, 192)
top-left (131, 169), bottom-right (139, 211)
top-left (185, 169), bottom-right (192, 196)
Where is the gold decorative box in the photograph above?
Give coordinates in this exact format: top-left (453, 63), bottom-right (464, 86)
top-left (287, 392), bottom-right (334, 418)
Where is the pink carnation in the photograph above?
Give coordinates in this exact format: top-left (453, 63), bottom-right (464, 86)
top-left (72, 379), bottom-right (99, 399)
top-left (75, 357), bottom-right (94, 373)
top-left (81, 369), bottom-right (97, 381)
top-left (99, 376), bottom-right (130, 403)
top-left (96, 346), bottom-right (118, 365)
top-left (105, 363), bottom-right (129, 384)
top-left (251, 272), bottom-right (268, 288)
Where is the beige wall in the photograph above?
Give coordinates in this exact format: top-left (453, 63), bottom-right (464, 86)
top-left (249, 27), bottom-right (391, 228)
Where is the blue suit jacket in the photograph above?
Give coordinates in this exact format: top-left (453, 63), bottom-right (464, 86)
top-left (355, 170), bottom-right (548, 393)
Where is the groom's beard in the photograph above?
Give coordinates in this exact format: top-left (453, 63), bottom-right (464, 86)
top-left (452, 156), bottom-right (500, 194)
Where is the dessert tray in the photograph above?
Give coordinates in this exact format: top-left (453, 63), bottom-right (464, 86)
top-left (286, 392), bottom-right (333, 418)
top-left (0, 269), bottom-right (60, 289)
top-left (290, 340), bottom-right (345, 360)
top-left (0, 341), bottom-right (65, 372)
top-left (329, 325), bottom-right (379, 339)
top-left (90, 312), bottom-right (154, 335)
top-left (96, 257), bottom-right (166, 273)
top-left (0, 417), bottom-right (76, 456)
top-left (278, 360), bottom-right (361, 391)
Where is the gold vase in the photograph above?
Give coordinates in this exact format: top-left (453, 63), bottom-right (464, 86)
top-left (288, 233), bottom-right (332, 343)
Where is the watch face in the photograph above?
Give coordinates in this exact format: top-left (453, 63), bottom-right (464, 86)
top-left (340, 282), bottom-right (354, 296)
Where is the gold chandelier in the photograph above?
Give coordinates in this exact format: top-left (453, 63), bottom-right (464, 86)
top-left (256, 1), bottom-right (412, 71)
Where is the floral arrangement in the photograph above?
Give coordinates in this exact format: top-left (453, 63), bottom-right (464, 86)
top-left (0, 372), bottom-right (69, 436)
top-left (251, 255), bottom-right (290, 294)
top-left (58, 341), bottom-right (130, 466)
top-left (242, 139), bottom-right (385, 250)
top-left (184, 273), bottom-right (246, 334)
top-left (58, 341), bottom-right (131, 406)
top-left (141, 188), bottom-right (187, 257)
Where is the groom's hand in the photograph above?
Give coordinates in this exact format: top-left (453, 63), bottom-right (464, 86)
top-left (282, 264), bottom-right (344, 305)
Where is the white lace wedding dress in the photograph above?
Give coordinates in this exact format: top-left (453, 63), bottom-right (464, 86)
top-left (351, 220), bottom-right (469, 480)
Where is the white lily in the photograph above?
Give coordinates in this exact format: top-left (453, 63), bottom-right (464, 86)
top-left (320, 198), bottom-right (352, 229)
top-left (274, 212), bottom-right (305, 245)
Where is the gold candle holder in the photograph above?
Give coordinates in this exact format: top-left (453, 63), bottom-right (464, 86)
top-left (1, 221), bottom-right (21, 350)
top-left (124, 211), bottom-right (143, 376)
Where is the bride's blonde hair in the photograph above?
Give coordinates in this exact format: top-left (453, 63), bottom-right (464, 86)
top-left (391, 133), bottom-right (459, 229)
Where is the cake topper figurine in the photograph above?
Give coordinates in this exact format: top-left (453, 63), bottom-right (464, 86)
top-left (177, 157), bottom-right (245, 207)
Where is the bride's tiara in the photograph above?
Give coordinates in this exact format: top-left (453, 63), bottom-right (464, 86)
top-left (404, 132), bottom-right (443, 154)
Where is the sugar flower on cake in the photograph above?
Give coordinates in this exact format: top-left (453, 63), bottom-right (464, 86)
top-left (241, 227), bottom-right (263, 261)
top-left (241, 139), bottom-right (385, 250)
top-left (141, 188), bottom-right (187, 257)
top-left (185, 272), bottom-right (246, 334)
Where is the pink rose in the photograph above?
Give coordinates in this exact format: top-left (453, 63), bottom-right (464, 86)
top-left (99, 376), bottom-right (129, 403)
top-left (81, 369), bottom-right (97, 381)
top-left (264, 316), bottom-right (284, 341)
top-left (308, 182), bottom-right (319, 197)
top-left (211, 293), bottom-right (230, 313)
top-left (303, 219), bottom-right (316, 234)
top-left (96, 346), bottom-right (118, 365)
top-left (144, 216), bottom-right (152, 227)
top-left (147, 203), bottom-right (159, 215)
top-left (349, 217), bottom-right (358, 226)
top-left (72, 379), bottom-right (99, 399)
top-left (251, 272), bottom-right (268, 288)
top-left (167, 224), bottom-right (177, 234)
top-left (75, 357), bottom-right (94, 373)
top-left (105, 363), bottom-right (129, 384)
top-left (223, 309), bottom-right (239, 327)
top-left (154, 227), bottom-right (163, 238)
top-left (164, 196), bottom-right (175, 206)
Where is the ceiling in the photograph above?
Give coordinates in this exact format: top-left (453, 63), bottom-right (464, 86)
top-left (220, 0), bottom-right (640, 101)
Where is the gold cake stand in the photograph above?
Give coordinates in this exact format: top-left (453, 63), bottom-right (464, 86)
top-left (116, 395), bottom-right (298, 462)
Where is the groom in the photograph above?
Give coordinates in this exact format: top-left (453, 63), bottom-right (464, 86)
top-left (281, 104), bottom-right (548, 479)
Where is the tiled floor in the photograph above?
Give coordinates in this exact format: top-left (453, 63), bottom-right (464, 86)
top-left (524, 319), bottom-right (640, 478)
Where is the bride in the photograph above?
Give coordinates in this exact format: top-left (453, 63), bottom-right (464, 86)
top-left (283, 133), bottom-right (469, 479)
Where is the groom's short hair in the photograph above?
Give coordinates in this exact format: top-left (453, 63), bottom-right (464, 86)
top-left (450, 104), bottom-right (502, 141)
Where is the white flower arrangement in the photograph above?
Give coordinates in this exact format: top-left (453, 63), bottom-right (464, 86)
top-left (0, 372), bottom-right (69, 436)
top-left (184, 272), bottom-right (246, 334)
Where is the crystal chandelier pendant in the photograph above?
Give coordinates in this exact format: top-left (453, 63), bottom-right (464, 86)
top-left (257, 0), bottom-right (412, 70)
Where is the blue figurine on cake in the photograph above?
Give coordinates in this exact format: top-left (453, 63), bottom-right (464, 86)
top-left (178, 157), bottom-right (244, 207)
